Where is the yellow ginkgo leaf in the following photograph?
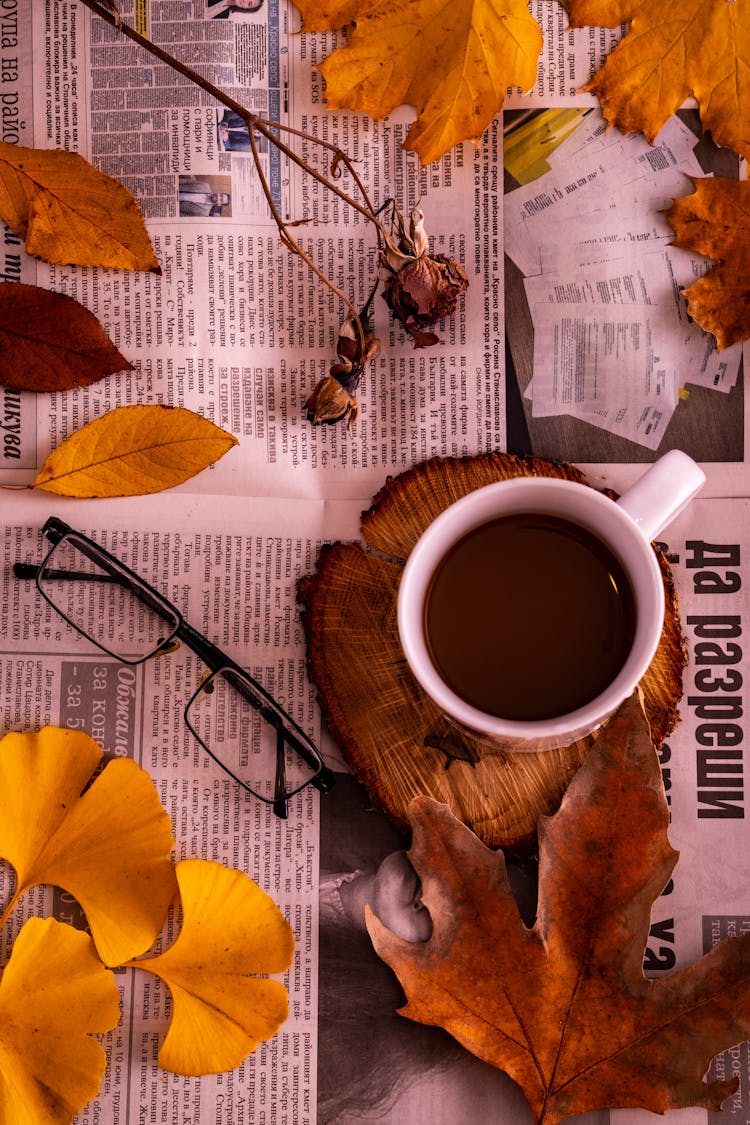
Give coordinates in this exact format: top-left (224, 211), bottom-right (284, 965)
top-left (127, 859), bottom-right (293, 1075)
top-left (0, 916), bottom-right (120, 1125)
top-left (0, 140), bottom-right (159, 271)
top-left (32, 403), bottom-right (239, 497)
top-left (0, 727), bottom-right (178, 965)
top-left (569, 0), bottom-right (750, 160)
top-left (295, 0), bottom-right (542, 165)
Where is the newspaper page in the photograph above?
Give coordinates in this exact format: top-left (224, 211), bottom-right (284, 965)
top-left (0, 490), bottom-right (363, 1125)
top-left (4, 483), bottom-right (750, 1125)
top-left (1, 0), bottom-right (750, 1123)
top-left (1, 0), bottom-right (504, 503)
top-left (503, 25), bottom-right (749, 495)
top-left (2, 0), bottom-right (747, 501)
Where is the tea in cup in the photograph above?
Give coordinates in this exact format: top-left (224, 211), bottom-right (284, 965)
top-left (397, 450), bottom-right (705, 751)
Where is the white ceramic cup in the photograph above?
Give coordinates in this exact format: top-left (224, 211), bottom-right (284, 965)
top-left (397, 450), bottom-right (706, 751)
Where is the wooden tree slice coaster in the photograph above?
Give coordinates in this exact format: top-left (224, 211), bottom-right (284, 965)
top-left (299, 453), bottom-right (686, 851)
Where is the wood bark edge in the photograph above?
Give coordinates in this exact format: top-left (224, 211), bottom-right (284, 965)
top-left (300, 454), bottom-right (686, 850)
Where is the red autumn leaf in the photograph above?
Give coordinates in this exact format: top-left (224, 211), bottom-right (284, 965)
top-left (0, 282), bottom-right (131, 392)
top-left (368, 694), bottom-right (749, 1124)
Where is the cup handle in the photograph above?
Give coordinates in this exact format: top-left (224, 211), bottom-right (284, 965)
top-left (615, 450), bottom-right (706, 541)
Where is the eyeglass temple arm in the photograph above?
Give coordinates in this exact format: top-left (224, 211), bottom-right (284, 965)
top-left (13, 562), bottom-right (42, 579)
top-left (16, 527), bottom-right (335, 799)
top-left (273, 728), bottom-right (290, 819)
top-left (15, 519), bottom-right (180, 660)
top-left (177, 619), bottom-right (335, 795)
top-left (15, 562), bottom-right (120, 582)
top-left (14, 561), bottom-right (180, 629)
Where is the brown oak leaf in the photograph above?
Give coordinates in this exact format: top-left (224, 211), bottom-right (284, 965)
top-left (568, 0), bottom-right (750, 161)
top-left (0, 282), bottom-right (131, 392)
top-left (666, 177), bottom-right (750, 351)
top-left (368, 694), bottom-right (750, 1124)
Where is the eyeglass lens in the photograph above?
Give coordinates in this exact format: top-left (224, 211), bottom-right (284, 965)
top-left (186, 670), bottom-right (320, 803)
top-left (38, 532), bottom-right (322, 803)
top-left (38, 535), bottom-right (180, 662)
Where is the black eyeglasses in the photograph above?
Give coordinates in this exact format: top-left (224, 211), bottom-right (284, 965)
top-left (14, 516), bottom-right (334, 818)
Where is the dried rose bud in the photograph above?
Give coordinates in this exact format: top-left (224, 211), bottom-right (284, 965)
top-left (305, 301), bottom-right (380, 427)
top-left (383, 253), bottom-right (468, 348)
top-left (304, 375), bottom-right (358, 426)
top-left (336, 312), bottom-right (382, 370)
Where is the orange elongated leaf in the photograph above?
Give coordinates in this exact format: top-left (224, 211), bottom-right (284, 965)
top-left (0, 917), bottom-right (120, 1125)
top-left (127, 860), bottom-right (293, 1075)
top-left (666, 177), bottom-right (750, 350)
top-left (0, 281), bottom-right (131, 391)
top-left (0, 141), bottom-right (159, 270)
top-left (0, 727), bottom-right (178, 965)
top-left (294, 0), bottom-right (542, 165)
top-left (368, 695), bottom-right (749, 1124)
top-left (32, 403), bottom-right (239, 497)
top-left (569, 0), bottom-right (750, 160)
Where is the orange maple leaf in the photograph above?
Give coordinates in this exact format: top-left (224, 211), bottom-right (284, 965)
top-left (293, 0), bottom-right (542, 164)
top-left (368, 694), bottom-right (750, 1124)
top-left (667, 177), bottom-right (750, 351)
top-left (569, 0), bottom-right (750, 160)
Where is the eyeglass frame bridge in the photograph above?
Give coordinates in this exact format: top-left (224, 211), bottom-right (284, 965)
top-left (14, 515), bottom-right (335, 819)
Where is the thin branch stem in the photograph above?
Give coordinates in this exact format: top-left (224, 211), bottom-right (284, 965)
top-left (0, 887), bottom-right (22, 934)
top-left (77, 0), bottom-right (250, 117)
top-left (76, 0), bottom-right (391, 353)
top-left (248, 123), bottom-right (363, 333)
top-left (253, 118), bottom-right (382, 231)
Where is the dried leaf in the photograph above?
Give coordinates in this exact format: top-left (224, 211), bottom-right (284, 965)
top-left (0, 726), bottom-right (178, 964)
top-left (0, 917), bottom-right (120, 1125)
top-left (569, 0), bottom-right (750, 160)
top-left (368, 695), bottom-right (749, 1124)
top-left (294, 0), bottom-right (542, 164)
top-left (666, 177), bottom-right (750, 350)
top-left (0, 140), bottom-right (159, 271)
top-left (126, 860), bottom-right (293, 1075)
top-left (0, 281), bottom-right (131, 392)
top-left (382, 252), bottom-right (469, 347)
top-left (32, 403), bottom-right (239, 497)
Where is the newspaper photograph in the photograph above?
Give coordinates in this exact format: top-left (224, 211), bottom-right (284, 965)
top-left (1, 0), bottom-right (749, 1123)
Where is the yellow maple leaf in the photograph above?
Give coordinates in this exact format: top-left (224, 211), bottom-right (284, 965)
top-left (666, 177), bottom-right (750, 351)
top-left (294, 0), bottom-right (542, 164)
top-left (569, 0), bottom-right (750, 160)
top-left (0, 141), bottom-right (159, 271)
top-left (126, 859), bottom-right (293, 1075)
top-left (0, 917), bottom-right (120, 1125)
top-left (0, 726), bottom-right (178, 965)
top-left (32, 403), bottom-right (239, 498)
